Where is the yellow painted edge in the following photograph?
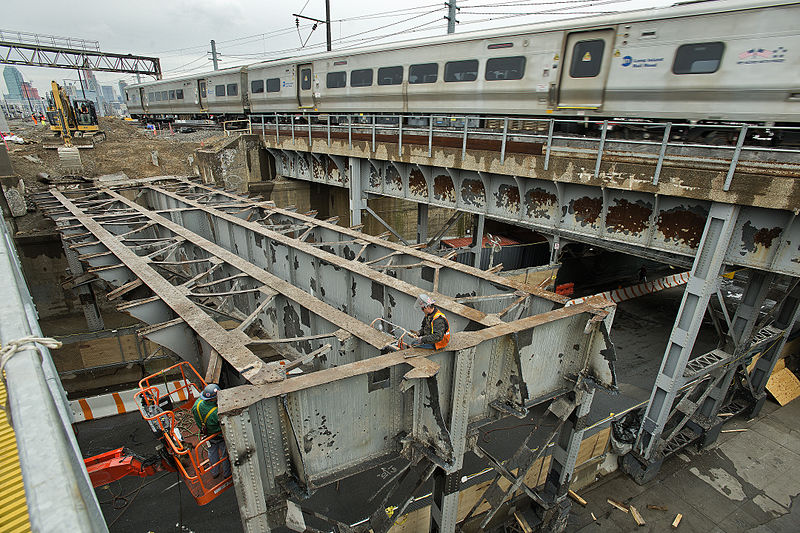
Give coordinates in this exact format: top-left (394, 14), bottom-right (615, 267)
top-left (0, 378), bottom-right (33, 533)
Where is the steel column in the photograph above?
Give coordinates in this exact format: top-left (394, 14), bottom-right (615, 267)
top-left (417, 203), bottom-right (429, 244)
top-left (699, 271), bottom-right (774, 424)
top-left (635, 203), bottom-right (740, 461)
top-left (349, 157), bottom-right (363, 226)
top-left (471, 214), bottom-right (485, 269)
top-left (748, 281), bottom-right (800, 417)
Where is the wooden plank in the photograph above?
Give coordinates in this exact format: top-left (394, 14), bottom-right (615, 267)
top-left (672, 513), bottom-right (683, 528)
top-left (205, 350), bottom-right (223, 384)
top-left (575, 432), bottom-right (599, 465)
top-left (629, 504), bottom-right (646, 526)
top-left (647, 505), bottom-right (668, 511)
top-left (766, 367), bottom-right (800, 406)
top-left (568, 489), bottom-right (587, 506)
top-left (608, 499), bottom-right (629, 513)
top-left (78, 337), bottom-right (125, 367)
top-left (513, 512), bottom-right (533, 533)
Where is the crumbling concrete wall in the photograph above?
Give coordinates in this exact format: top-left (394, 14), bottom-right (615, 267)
top-left (195, 134), bottom-right (268, 192)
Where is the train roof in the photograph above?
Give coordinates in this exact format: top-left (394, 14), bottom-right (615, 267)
top-left (126, 0), bottom-right (796, 90)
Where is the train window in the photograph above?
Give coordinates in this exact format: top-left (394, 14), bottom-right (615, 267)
top-left (200, 82), bottom-right (207, 98)
top-left (444, 60), bottom-right (479, 82)
top-left (485, 56), bottom-right (526, 81)
top-left (169, 90), bottom-right (176, 100)
top-left (326, 71), bottom-right (347, 89)
top-left (266, 78), bottom-right (281, 92)
top-left (673, 42), bottom-right (724, 74)
top-left (570, 39), bottom-right (605, 78)
top-left (350, 69), bottom-right (373, 87)
top-left (251, 80), bottom-right (265, 93)
top-left (409, 63), bottom-right (438, 84)
top-left (227, 84), bottom-right (238, 96)
top-left (378, 66), bottom-right (403, 85)
top-left (215, 85), bottom-right (226, 97)
top-left (301, 69), bottom-right (312, 90)
top-left (148, 92), bottom-right (155, 101)
top-left (176, 89), bottom-right (184, 100)
top-left (161, 91), bottom-right (168, 101)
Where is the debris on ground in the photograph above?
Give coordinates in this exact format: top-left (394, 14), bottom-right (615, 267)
top-left (629, 504), bottom-right (646, 526)
top-left (4, 117), bottom-right (220, 235)
top-left (607, 498), bottom-right (629, 513)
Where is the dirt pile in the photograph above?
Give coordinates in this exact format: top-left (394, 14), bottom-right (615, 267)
top-left (4, 117), bottom-right (224, 233)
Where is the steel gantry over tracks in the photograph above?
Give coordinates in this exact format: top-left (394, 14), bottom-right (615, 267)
top-left (0, 29), bottom-right (161, 77)
top-left (37, 176), bottom-right (618, 533)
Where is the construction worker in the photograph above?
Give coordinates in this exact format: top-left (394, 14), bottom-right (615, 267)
top-left (192, 384), bottom-right (231, 479)
top-left (410, 293), bottom-right (450, 350)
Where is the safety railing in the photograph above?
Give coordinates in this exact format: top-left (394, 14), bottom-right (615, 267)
top-left (250, 112), bottom-right (800, 192)
top-left (222, 118), bottom-right (252, 137)
top-left (135, 362), bottom-right (233, 505)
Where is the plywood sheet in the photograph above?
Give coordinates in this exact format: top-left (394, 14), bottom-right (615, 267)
top-left (766, 368), bottom-right (800, 406)
top-left (79, 337), bottom-right (125, 367)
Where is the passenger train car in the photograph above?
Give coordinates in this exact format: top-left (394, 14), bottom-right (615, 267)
top-left (125, 0), bottom-right (799, 125)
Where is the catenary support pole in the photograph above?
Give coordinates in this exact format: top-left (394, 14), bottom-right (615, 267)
top-left (210, 40), bottom-right (219, 70)
top-left (446, 1), bottom-right (458, 34)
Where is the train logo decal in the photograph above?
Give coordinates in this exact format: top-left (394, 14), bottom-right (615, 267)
top-left (737, 47), bottom-right (787, 65)
top-left (620, 56), bottom-right (663, 68)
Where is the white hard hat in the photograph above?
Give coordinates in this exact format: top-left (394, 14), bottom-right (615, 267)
top-left (416, 293), bottom-right (435, 309)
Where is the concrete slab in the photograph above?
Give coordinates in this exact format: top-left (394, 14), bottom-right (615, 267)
top-left (567, 398), bottom-right (800, 533)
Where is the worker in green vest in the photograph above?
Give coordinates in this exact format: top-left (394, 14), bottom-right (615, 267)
top-left (192, 384), bottom-right (231, 479)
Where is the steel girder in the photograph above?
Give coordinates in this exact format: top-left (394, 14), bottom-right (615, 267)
top-left (37, 177), bottom-right (618, 533)
top-left (0, 40), bottom-right (161, 77)
top-left (267, 148), bottom-right (800, 278)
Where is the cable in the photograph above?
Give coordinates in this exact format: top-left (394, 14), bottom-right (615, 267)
top-left (481, 422), bottom-right (536, 442)
top-left (105, 472), bottom-right (172, 527)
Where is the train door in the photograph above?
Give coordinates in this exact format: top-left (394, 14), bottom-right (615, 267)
top-left (557, 29), bottom-right (616, 110)
top-left (140, 88), bottom-right (149, 111)
top-left (297, 63), bottom-right (314, 108)
top-left (197, 80), bottom-right (207, 111)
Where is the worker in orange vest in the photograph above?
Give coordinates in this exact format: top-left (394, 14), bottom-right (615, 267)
top-left (410, 293), bottom-right (450, 350)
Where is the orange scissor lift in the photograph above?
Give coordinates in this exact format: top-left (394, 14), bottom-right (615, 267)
top-left (83, 362), bottom-right (233, 505)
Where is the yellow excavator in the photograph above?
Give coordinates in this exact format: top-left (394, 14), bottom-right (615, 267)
top-left (45, 81), bottom-right (106, 149)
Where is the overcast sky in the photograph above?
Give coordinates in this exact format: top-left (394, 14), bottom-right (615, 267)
top-left (2, 0), bottom-right (675, 99)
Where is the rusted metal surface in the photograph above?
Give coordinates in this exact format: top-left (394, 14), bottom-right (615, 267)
top-left (266, 127), bottom-right (800, 276)
top-left (570, 196), bottom-right (603, 226)
top-left (656, 205), bottom-right (707, 249)
top-left (605, 198), bottom-right (652, 235)
top-left (434, 174), bottom-right (456, 203)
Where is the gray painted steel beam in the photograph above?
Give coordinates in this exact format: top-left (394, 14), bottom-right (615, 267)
top-left (635, 202), bottom-right (740, 461)
top-left (267, 145), bottom-right (800, 277)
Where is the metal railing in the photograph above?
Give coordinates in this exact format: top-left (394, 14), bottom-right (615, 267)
top-left (250, 112), bottom-right (800, 192)
top-left (0, 218), bottom-right (107, 532)
top-left (0, 29), bottom-right (100, 51)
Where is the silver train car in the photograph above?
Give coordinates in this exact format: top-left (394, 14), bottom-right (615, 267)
top-left (125, 0), bottom-right (799, 125)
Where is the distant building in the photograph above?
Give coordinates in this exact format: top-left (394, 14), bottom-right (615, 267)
top-left (101, 85), bottom-right (115, 103)
top-left (3, 67), bottom-right (24, 100)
